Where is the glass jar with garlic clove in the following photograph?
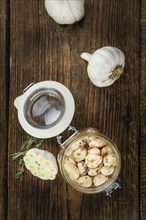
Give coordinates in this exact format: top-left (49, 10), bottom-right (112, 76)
top-left (57, 127), bottom-right (121, 195)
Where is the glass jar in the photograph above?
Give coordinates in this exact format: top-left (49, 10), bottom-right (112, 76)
top-left (57, 127), bottom-right (121, 194)
top-left (14, 81), bottom-right (121, 195)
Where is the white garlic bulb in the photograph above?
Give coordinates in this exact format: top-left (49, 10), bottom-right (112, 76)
top-left (45, 0), bottom-right (85, 25)
top-left (23, 148), bottom-right (58, 180)
top-left (81, 46), bottom-right (125, 87)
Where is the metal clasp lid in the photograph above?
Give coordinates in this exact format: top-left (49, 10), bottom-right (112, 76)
top-left (56, 125), bottom-right (78, 148)
top-left (105, 179), bottom-right (121, 197)
top-left (14, 81), bottom-right (75, 139)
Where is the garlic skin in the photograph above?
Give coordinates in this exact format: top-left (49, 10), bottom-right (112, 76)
top-left (81, 46), bottom-right (125, 87)
top-left (45, 0), bottom-right (85, 25)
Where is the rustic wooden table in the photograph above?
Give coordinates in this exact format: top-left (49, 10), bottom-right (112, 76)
top-left (0, 0), bottom-right (146, 220)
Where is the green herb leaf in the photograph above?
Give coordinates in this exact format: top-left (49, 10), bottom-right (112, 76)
top-left (14, 166), bottom-right (25, 179)
top-left (11, 152), bottom-right (25, 161)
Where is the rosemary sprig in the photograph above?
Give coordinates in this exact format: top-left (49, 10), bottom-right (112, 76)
top-left (11, 137), bottom-right (44, 179)
top-left (14, 164), bottom-right (25, 179)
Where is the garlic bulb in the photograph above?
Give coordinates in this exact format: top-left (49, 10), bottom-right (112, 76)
top-left (23, 148), bottom-right (58, 180)
top-left (45, 0), bottom-right (85, 25)
top-left (81, 46), bottom-right (125, 87)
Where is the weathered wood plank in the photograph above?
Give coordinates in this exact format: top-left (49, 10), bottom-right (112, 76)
top-left (69, 1), bottom-right (140, 220)
top-left (140, 0), bottom-right (146, 219)
top-left (0, 0), bottom-right (9, 220)
top-left (8, 0), bottom-right (140, 220)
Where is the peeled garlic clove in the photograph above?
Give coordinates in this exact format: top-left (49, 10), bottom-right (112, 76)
top-left (85, 136), bottom-right (97, 144)
top-left (64, 163), bottom-right (80, 180)
top-left (88, 168), bottom-right (98, 176)
top-left (64, 157), bottom-right (76, 165)
top-left (65, 147), bottom-right (73, 156)
top-left (73, 148), bottom-right (87, 162)
top-left (103, 154), bottom-right (117, 167)
top-left (24, 148), bottom-right (58, 180)
top-left (93, 174), bottom-right (108, 186)
top-left (101, 146), bottom-right (113, 157)
top-left (77, 161), bottom-right (87, 175)
top-left (77, 176), bottom-right (92, 187)
top-left (88, 148), bottom-right (100, 155)
top-left (96, 162), bottom-right (104, 174)
top-left (89, 139), bottom-right (106, 148)
top-left (100, 166), bottom-right (115, 176)
top-left (70, 139), bottom-right (86, 151)
top-left (45, 0), bottom-right (85, 25)
top-left (85, 155), bottom-right (102, 168)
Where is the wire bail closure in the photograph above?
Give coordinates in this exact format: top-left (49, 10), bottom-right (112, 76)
top-left (56, 125), bottom-right (78, 148)
top-left (105, 179), bottom-right (121, 196)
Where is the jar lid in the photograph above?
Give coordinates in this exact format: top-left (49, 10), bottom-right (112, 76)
top-left (14, 81), bottom-right (75, 138)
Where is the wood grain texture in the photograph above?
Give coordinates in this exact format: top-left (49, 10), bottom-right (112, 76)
top-left (6, 0), bottom-right (143, 220)
top-left (0, 0), bottom-right (8, 220)
top-left (140, 0), bottom-right (146, 219)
